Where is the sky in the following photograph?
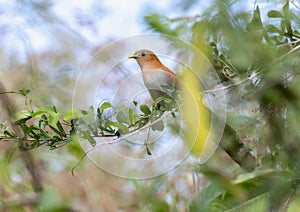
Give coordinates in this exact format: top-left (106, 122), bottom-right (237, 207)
top-left (0, 0), bottom-right (288, 53)
top-left (0, 0), bottom-right (172, 50)
top-left (52, 0), bottom-right (211, 43)
top-left (0, 0), bottom-right (212, 51)
top-left (53, 0), bottom-right (152, 43)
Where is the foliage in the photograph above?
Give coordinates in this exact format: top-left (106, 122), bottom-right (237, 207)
top-left (1, 85), bottom-right (179, 152)
top-left (1, 0), bottom-right (300, 211)
top-left (143, 0), bottom-right (300, 211)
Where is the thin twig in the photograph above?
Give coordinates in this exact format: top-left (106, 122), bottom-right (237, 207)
top-left (276, 39), bottom-right (300, 48)
top-left (279, 44), bottom-right (300, 60)
top-left (200, 42), bottom-right (300, 96)
top-left (199, 70), bottom-right (261, 95)
top-left (283, 187), bottom-right (297, 210)
top-left (171, 15), bottom-right (202, 22)
top-left (290, 0), bottom-right (300, 9)
top-left (94, 110), bottom-right (174, 148)
top-left (0, 91), bottom-right (21, 95)
top-left (71, 109), bottom-right (175, 175)
top-left (145, 126), bottom-right (152, 155)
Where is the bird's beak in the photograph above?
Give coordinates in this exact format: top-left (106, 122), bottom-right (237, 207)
top-left (128, 54), bottom-right (138, 59)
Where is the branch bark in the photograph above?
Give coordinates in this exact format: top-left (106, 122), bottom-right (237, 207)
top-left (0, 81), bottom-right (43, 193)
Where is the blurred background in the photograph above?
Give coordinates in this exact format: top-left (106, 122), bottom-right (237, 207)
top-left (1, 0), bottom-right (300, 211)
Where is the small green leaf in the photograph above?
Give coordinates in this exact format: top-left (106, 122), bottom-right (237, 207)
top-left (116, 111), bottom-right (129, 125)
top-left (267, 10), bottom-right (283, 18)
top-left (49, 125), bottom-right (61, 136)
top-left (128, 108), bottom-right (135, 125)
top-left (81, 130), bottom-right (96, 147)
top-left (56, 121), bottom-right (66, 136)
top-left (163, 96), bottom-right (173, 104)
top-left (247, 6), bottom-right (263, 31)
top-left (232, 169), bottom-right (278, 184)
top-left (115, 123), bottom-right (129, 134)
top-left (67, 134), bottom-right (84, 158)
top-left (64, 109), bottom-right (83, 120)
top-left (283, 0), bottom-right (290, 15)
top-left (32, 106), bottom-right (61, 125)
top-left (140, 104), bottom-right (151, 115)
top-left (266, 24), bottom-right (281, 33)
top-left (151, 120), bottom-right (164, 131)
top-left (13, 110), bottom-right (32, 124)
top-left (32, 106), bottom-right (55, 117)
top-left (99, 102), bottom-right (111, 111)
top-left (209, 42), bottom-right (217, 47)
top-left (81, 107), bottom-right (95, 124)
top-left (48, 110), bottom-right (62, 126)
top-left (18, 87), bottom-right (30, 95)
top-left (4, 130), bottom-right (16, 138)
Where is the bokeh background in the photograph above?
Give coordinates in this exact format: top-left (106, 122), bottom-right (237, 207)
top-left (1, 0), bottom-right (300, 211)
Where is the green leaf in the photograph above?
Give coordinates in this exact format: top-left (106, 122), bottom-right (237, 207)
top-left (128, 108), bottom-right (138, 125)
top-left (232, 169), bottom-right (279, 184)
top-left (115, 123), bottom-right (129, 134)
top-left (81, 130), bottom-right (96, 147)
top-left (18, 87), bottom-right (30, 95)
top-left (67, 134), bottom-right (84, 158)
top-left (13, 110), bottom-right (32, 124)
top-left (267, 10), bottom-right (283, 18)
top-left (151, 120), bottom-right (164, 131)
top-left (144, 13), bottom-right (177, 36)
top-left (231, 193), bottom-right (269, 212)
top-left (4, 130), bottom-right (16, 138)
top-left (64, 109), bottom-right (83, 120)
top-left (32, 106), bottom-right (56, 117)
top-left (49, 125), bottom-right (62, 136)
top-left (282, 0), bottom-right (290, 15)
top-left (48, 110), bottom-right (62, 126)
top-left (210, 42), bottom-right (217, 47)
top-left (190, 182), bottom-right (225, 211)
top-left (116, 111), bottom-right (129, 125)
top-left (81, 107), bottom-right (95, 124)
top-left (247, 6), bottom-right (263, 31)
top-left (99, 102), bottom-right (111, 111)
top-left (140, 104), bottom-right (151, 115)
top-left (265, 24), bottom-right (281, 33)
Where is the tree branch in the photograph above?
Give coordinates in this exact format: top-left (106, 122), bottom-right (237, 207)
top-left (0, 81), bottom-right (43, 194)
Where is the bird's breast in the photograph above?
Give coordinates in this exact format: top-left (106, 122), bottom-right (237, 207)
top-left (142, 69), bottom-right (173, 90)
top-left (142, 69), bottom-right (176, 100)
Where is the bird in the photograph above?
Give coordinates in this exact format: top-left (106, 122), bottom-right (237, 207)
top-left (128, 49), bottom-right (179, 105)
top-left (128, 49), bottom-right (179, 154)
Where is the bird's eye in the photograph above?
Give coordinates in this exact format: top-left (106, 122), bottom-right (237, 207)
top-left (140, 52), bottom-right (146, 57)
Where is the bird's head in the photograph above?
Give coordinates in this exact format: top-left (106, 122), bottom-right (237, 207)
top-left (128, 49), bottom-right (163, 70)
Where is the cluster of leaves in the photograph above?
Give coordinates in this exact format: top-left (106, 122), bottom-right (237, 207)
top-left (1, 0), bottom-right (300, 211)
top-left (143, 0), bottom-right (300, 211)
top-left (0, 85), bottom-right (179, 154)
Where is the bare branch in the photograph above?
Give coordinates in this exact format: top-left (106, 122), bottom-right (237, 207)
top-left (171, 15), bottom-right (202, 22)
top-left (290, 0), bottom-right (300, 9)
